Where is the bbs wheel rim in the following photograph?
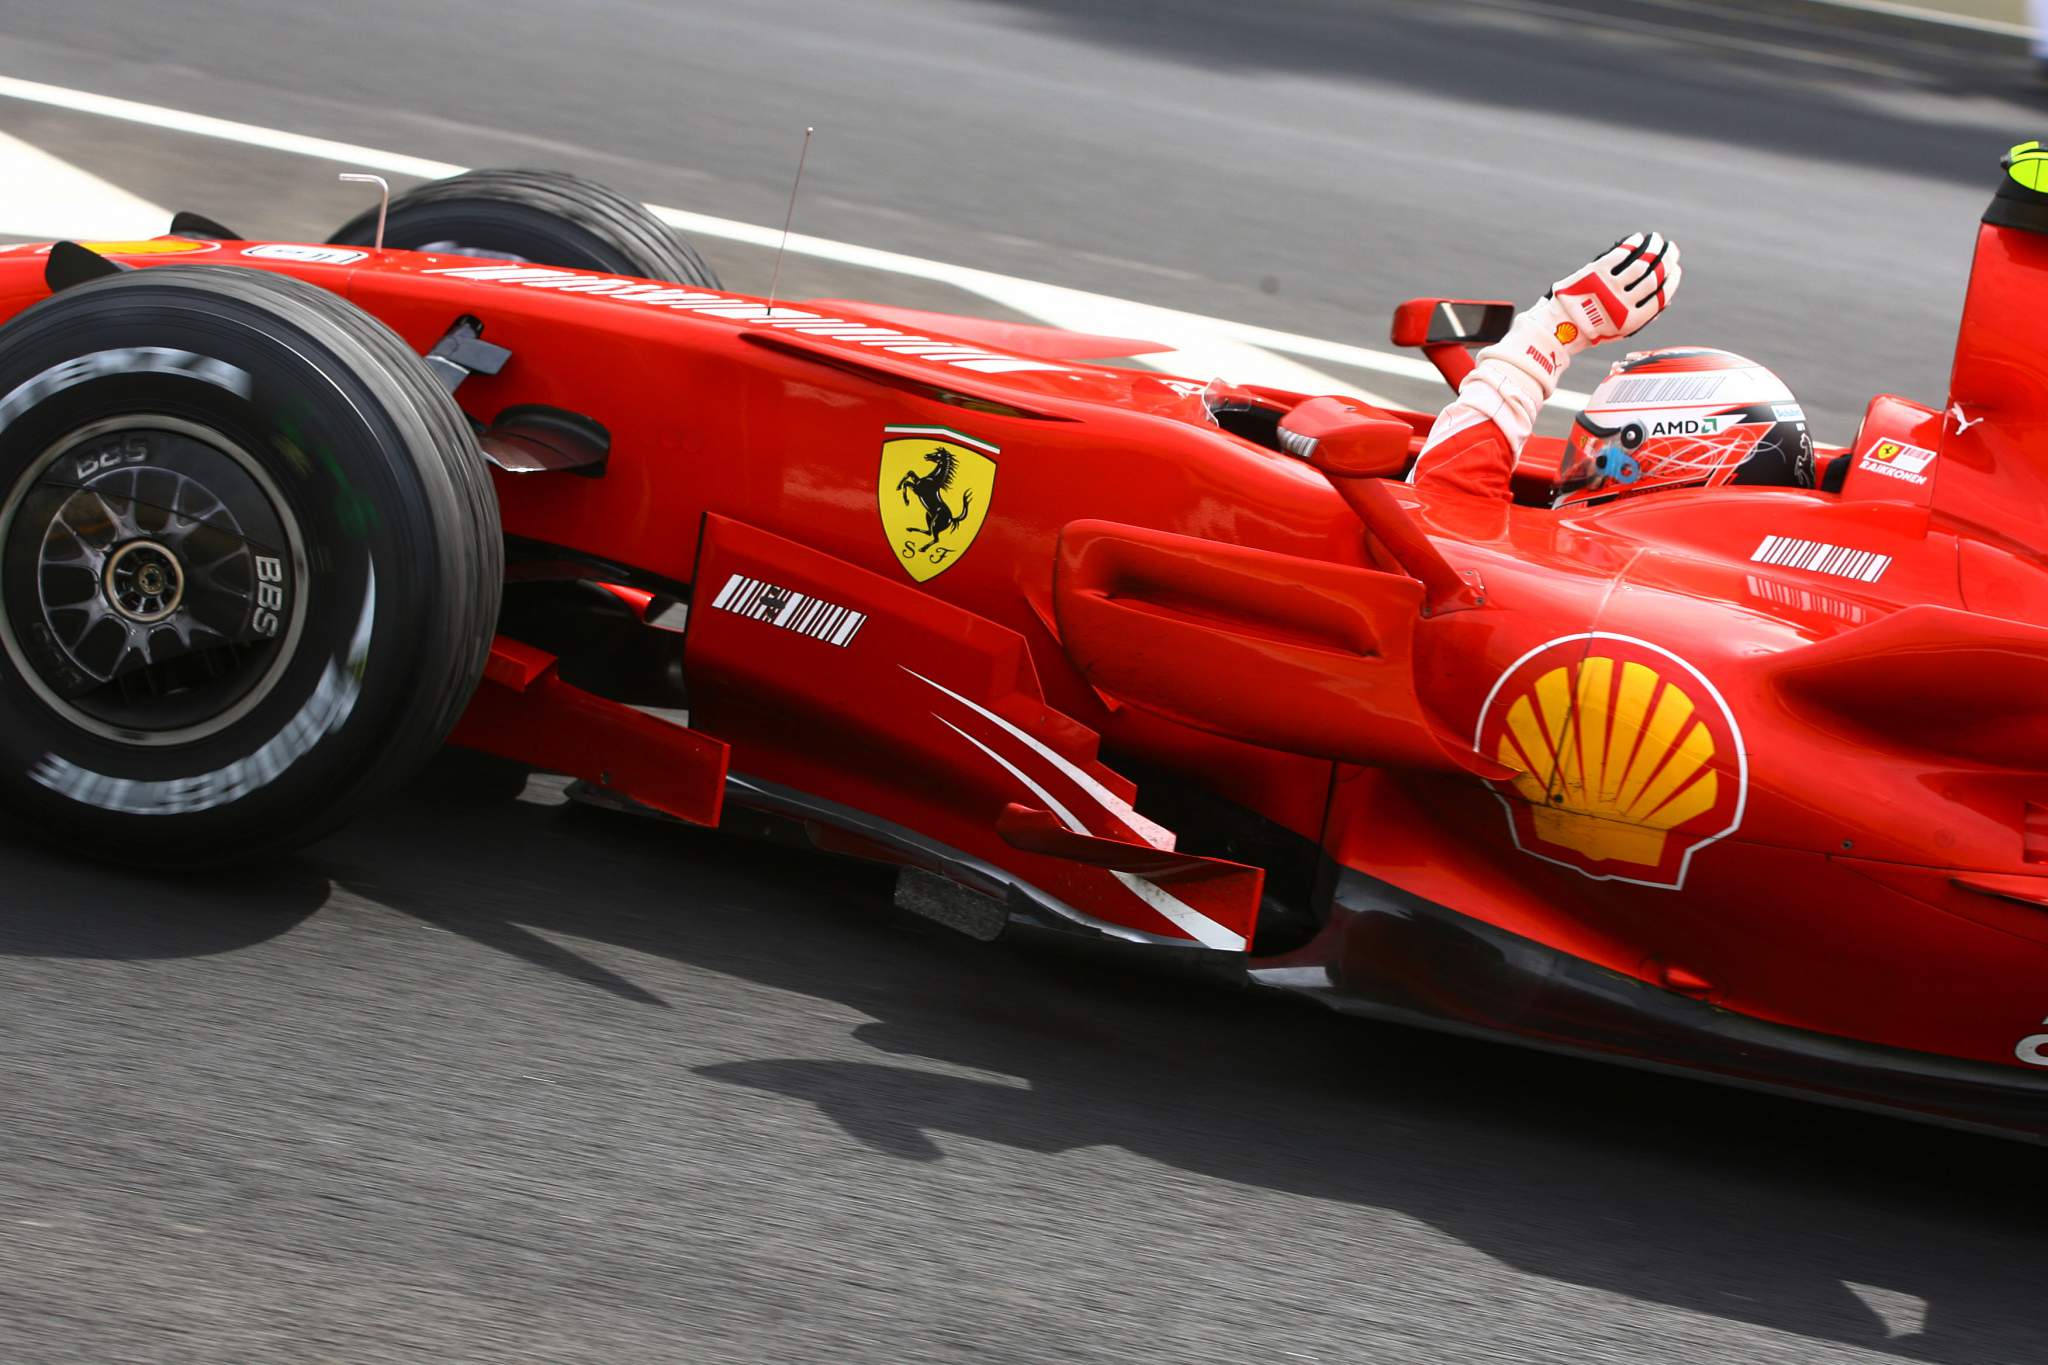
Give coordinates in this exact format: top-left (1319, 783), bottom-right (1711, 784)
top-left (0, 415), bottom-right (309, 747)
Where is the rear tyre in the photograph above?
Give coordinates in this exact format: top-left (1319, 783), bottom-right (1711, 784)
top-left (328, 167), bottom-right (721, 289)
top-left (0, 266), bottom-right (501, 865)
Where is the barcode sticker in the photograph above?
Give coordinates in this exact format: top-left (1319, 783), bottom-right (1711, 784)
top-left (1750, 535), bottom-right (1891, 584)
top-left (711, 573), bottom-right (867, 646)
top-left (1599, 375), bottom-right (1725, 406)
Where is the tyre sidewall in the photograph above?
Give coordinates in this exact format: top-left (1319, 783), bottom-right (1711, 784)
top-left (350, 200), bottom-right (649, 277)
top-left (0, 283), bottom-right (454, 860)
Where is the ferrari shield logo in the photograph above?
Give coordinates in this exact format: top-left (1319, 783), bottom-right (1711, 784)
top-left (1475, 635), bottom-right (1746, 891)
top-left (878, 425), bottom-right (997, 582)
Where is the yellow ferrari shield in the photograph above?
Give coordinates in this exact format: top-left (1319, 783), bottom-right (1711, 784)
top-left (878, 425), bottom-right (997, 582)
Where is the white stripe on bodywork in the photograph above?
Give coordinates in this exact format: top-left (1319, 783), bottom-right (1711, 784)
top-left (904, 666), bottom-right (1173, 850)
top-left (934, 718), bottom-right (1243, 951)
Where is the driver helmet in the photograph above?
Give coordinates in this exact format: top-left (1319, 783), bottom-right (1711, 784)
top-left (1556, 348), bottom-right (1814, 508)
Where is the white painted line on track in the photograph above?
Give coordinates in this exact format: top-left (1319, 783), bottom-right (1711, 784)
top-left (1795, 0), bottom-right (2030, 38)
top-left (0, 128), bottom-right (169, 240)
top-left (647, 204), bottom-right (1425, 403)
top-left (0, 76), bottom-right (464, 181)
top-left (0, 72), bottom-right (1592, 407)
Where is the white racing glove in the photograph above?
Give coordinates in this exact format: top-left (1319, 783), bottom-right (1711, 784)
top-left (1547, 231), bottom-right (1682, 353)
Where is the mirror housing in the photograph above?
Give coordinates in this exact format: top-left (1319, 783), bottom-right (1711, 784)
top-left (1390, 298), bottom-right (1516, 349)
top-left (1276, 396), bottom-right (1412, 478)
top-left (1276, 397), bottom-right (1481, 616)
top-left (1391, 297), bottom-right (1517, 393)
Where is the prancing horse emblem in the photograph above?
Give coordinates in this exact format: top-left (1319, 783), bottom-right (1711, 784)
top-left (898, 446), bottom-right (971, 550)
top-left (876, 426), bottom-right (997, 583)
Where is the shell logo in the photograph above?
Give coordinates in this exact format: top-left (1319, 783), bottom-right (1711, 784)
top-left (1475, 634), bottom-right (1746, 890)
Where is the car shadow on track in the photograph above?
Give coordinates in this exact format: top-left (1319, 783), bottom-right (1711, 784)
top-left (0, 832), bottom-right (324, 961)
top-left (282, 752), bottom-right (2048, 1363)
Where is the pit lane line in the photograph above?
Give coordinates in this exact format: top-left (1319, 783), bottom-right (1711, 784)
top-left (0, 125), bottom-right (168, 241)
top-left (0, 72), bottom-right (1595, 411)
top-left (1797, 0), bottom-right (2031, 37)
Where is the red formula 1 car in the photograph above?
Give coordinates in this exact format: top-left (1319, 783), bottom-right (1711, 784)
top-left (2, 156), bottom-right (2046, 1141)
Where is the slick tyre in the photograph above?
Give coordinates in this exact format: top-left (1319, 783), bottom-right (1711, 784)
top-left (0, 266), bottom-right (501, 865)
top-left (329, 167), bottom-right (721, 288)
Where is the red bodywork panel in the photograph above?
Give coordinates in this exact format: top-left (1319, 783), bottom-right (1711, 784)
top-left (1052, 519), bottom-right (1500, 775)
top-left (5, 214), bottom-right (2048, 1099)
top-left (454, 638), bottom-right (730, 827)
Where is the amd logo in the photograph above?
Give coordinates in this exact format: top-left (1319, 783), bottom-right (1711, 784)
top-left (1649, 416), bottom-right (1723, 437)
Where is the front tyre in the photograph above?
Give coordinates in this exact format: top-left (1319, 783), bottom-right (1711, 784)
top-left (329, 167), bottom-right (721, 289)
top-left (0, 266), bottom-right (501, 865)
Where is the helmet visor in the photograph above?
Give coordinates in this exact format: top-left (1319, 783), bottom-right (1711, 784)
top-left (1558, 416), bottom-right (1642, 502)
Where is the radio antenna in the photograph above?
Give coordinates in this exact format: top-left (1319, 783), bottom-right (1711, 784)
top-left (765, 127), bottom-right (813, 318)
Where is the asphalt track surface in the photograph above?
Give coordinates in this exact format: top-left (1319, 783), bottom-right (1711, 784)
top-left (2, 3), bottom-right (2048, 1362)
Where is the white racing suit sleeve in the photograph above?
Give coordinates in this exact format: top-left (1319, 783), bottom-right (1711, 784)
top-left (1407, 296), bottom-right (1577, 494)
top-left (1434, 296), bottom-right (1575, 453)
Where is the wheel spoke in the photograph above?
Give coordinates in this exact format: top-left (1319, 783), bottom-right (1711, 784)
top-left (4, 419), bottom-right (302, 740)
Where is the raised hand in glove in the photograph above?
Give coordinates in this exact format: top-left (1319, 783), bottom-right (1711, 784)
top-left (1547, 231), bottom-right (1682, 353)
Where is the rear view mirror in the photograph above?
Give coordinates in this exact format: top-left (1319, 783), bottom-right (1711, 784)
top-left (1276, 396), bottom-right (1411, 478)
top-left (1390, 298), bottom-right (1515, 349)
top-left (1391, 297), bottom-right (1517, 393)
